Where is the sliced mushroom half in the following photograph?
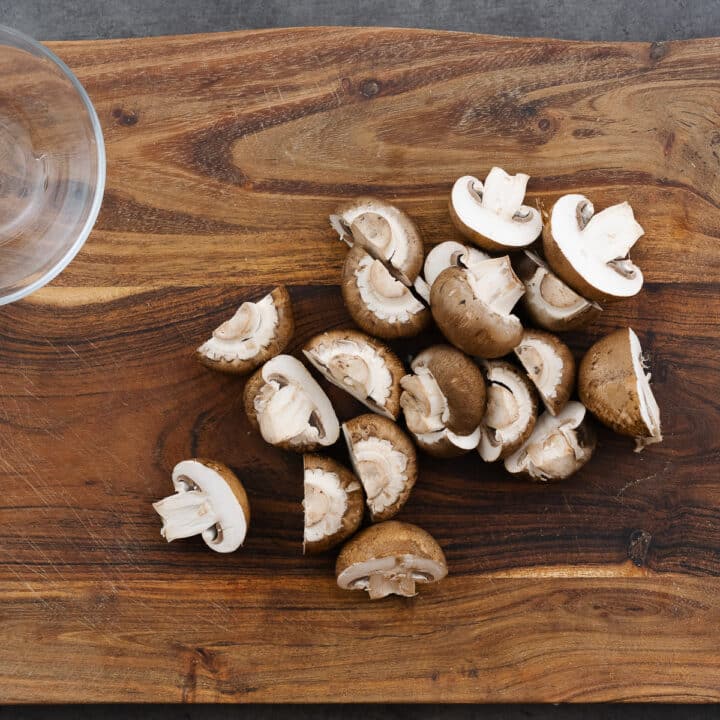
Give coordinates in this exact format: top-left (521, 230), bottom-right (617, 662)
top-left (514, 329), bottom-right (575, 416)
top-left (342, 246), bottom-right (430, 339)
top-left (449, 168), bottom-right (543, 251)
top-left (244, 354), bottom-right (340, 452)
top-left (336, 521), bottom-right (448, 599)
top-left (504, 401), bottom-right (596, 481)
top-left (400, 345), bottom-right (486, 457)
top-left (542, 194), bottom-right (645, 302)
top-left (515, 250), bottom-right (602, 332)
top-left (478, 360), bottom-right (538, 462)
top-left (578, 327), bottom-right (662, 451)
top-left (430, 254), bottom-right (525, 358)
top-left (196, 286), bottom-right (294, 374)
top-left (343, 413), bottom-right (417, 521)
top-left (303, 329), bottom-right (404, 419)
top-left (303, 454), bottom-right (364, 554)
top-left (152, 459), bottom-right (250, 553)
top-left (423, 240), bottom-right (490, 289)
top-left (330, 196), bottom-right (424, 285)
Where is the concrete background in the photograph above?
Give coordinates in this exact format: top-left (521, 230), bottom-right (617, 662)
top-left (1, 0), bottom-right (719, 716)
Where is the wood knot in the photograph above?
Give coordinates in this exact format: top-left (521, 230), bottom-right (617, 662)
top-left (538, 118), bottom-right (551, 132)
top-left (360, 79), bottom-right (381, 98)
top-left (649, 41), bottom-right (668, 62)
top-left (628, 529), bottom-right (652, 567)
top-left (112, 107), bottom-right (139, 126)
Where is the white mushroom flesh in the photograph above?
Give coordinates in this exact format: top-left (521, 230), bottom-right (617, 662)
top-left (413, 274), bottom-right (431, 304)
top-left (515, 337), bottom-right (564, 400)
top-left (526, 262), bottom-right (595, 320)
top-left (152, 459), bottom-right (247, 553)
top-left (344, 433), bottom-right (408, 515)
top-left (629, 328), bottom-right (663, 451)
top-left (355, 255), bottom-right (426, 322)
top-left (418, 425), bottom-right (482, 451)
top-left (423, 241), bottom-right (489, 288)
top-left (550, 194), bottom-right (644, 297)
top-left (303, 468), bottom-right (359, 544)
top-left (400, 367), bottom-right (449, 434)
top-left (337, 555), bottom-right (446, 598)
top-left (198, 293), bottom-right (278, 362)
top-left (463, 255), bottom-right (525, 316)
top-left (254, 355), bottom-right (339, 447)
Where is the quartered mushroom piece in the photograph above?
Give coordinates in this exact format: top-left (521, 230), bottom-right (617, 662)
top-left (336, 521), bottom-right (448, 599)
top-left (330, 197), bottom-right (424, 286)
top-left (303, 329), bottom-right (405, 419)
top-left (196, 286), bottom-right (294, 374)
top-left (244, 354), bottom-right (340, 452)
top-left (579, 327), bottom-right (662, 451)
top-left (400, 345), bottom-right (486, 457)
top-left (478, 360), bottom-right (538, 462)
top-left (543, 194), bottom-right (645, 302)
top-left (430, 253), bottom-right (525, 358)
top-left (303, 454), bottom-right (364, 554)
top-left (504, 401), bottom-right (596, 481)
top-left (515, 250), bottom-right (602, 332)
top-left (152, 459), bottom-right (250, 553)
top-left (449, 167), bottom-right (543, 252)
top-left (343, 413), bottom-right (417, 521)
top-left (514, 329), bottom-right (575, 416)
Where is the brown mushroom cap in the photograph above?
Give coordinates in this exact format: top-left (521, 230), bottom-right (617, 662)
top-left (303, 454), bottom-right (364, 554)
top-left (196, 286), bottom-right (295, 375)
top-left (342, 413), bottom-right (417, 522)
top-left (342, 246), bottom-right (430, 339)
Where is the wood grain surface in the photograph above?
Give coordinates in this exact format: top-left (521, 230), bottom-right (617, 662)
top-left (1, 28), bottom-right (719, 703)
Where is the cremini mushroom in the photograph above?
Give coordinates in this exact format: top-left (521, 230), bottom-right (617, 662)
top-left (504, 401), bottom-right (596, 481)
top-left (343, 413), bottom-right (417, 521)
top-left (478, 360), bottom-right (538, 462)
top-left (400, 345), bottom-right (486, 457)
top-left (342, 246), bottom-right (430, 339)
top-left (578, 327), bottom-right (662, 451)
top-left (514, 329), bottom-right (575, 416)
top-left (336, 521), bottom-right (448, 599)
top-left (449, 168), bottom-right (543, 251)
top-left (244, 354), bottom-right (339, 452)
top-left (515, 250), bottom-right (602, 332)
top-left (303, 454), bottom-right (364, 554)
top-left (196, 286), bottom-right (294, 374)
top-left (542, 194), bottom-right (645, 302)
top-left (430, 254), bottom-right (525, 358)
top-left (303, 329), bottom-right (405, 419)
top-left (423, 240), bottom-right (489, 289)
top-left (330, 196), bottom-right (424, 285)
top-left (152, 459), bottom-right (250, 553)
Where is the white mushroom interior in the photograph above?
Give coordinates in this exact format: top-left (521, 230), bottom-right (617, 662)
top-left (550, 194), bottom-right (644, 297)
top-left (304, 338), bottom-right (394, 416)
top-left (254, 355), bottom-right (339, 447)
top-left (505, 401), bottom-right (588, 481)
top-left (423, 241), bottom-right (489, 288)
top-left (337, 555), bottom-right (446, 599)
top-left (413, 274), bottom-right (431, 304)
top-left (152, 459), bottom-right (247, 553)
top-left (344, 431), bottom-right (408, 515)
top-left (451, 168), bottom-right (542, 247)
top-left (463, 255), bottom-right (525, 316)
top-left (419, 425), bottom-right (482, 451)
top-left (355, 254), bottom-right (426, 322)
top-left (478, 365), bottom-right (535, 462)
top-left (400, 367), bottom-right (449, 434)
top-left (629, 328), bottom-right (663, 451)
top-left (198, 292), bottom-right (278, 362)
top-left (303, 467), bottom-right (359, 544)
top-left (515, 336), bottom-right (565, 400)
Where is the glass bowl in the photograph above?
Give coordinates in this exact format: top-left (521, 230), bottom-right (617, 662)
top-left (0, 24), bottom-right (105, 304)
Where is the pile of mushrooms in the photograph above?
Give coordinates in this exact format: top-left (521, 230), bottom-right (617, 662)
top-left (151, 167), bottom-right (662, 602)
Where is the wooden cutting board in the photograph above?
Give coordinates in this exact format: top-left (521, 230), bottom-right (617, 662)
top-left (1, 27), bottom-right (719, 703)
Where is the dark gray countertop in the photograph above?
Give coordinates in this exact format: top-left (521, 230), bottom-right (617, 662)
top-left (1, 0), bottom-right (718, 716)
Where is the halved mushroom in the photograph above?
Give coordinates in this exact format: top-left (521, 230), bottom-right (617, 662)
top-left (343, 413), bottom-right (417, 521)
top-left (430, 254), bottom-right (525, 358)
top-left (196, 286), bottom-right (294, 374)
top-left (400, 345), bottom-right (486, 457)
top-left (514, 329), bottom-right (575, 416)
top-left (578, 327), bottom-right (662, 451)
top-left (449, 168), bottom-right (543, 252)
top-left (152, 459), bottom-right (250, 553)
top-left (302, 329), bottom-right (404, 420)
top-left (478, 360), bottom-right (538, 462)
top-left (423, 240), bottom-right (490, 289)
top-left (342, 246), bottom-right (430, 339)
top-left (336, 521), bottom-right (448, 599)
top-left (330, 197), bottom-right (424, 285)
top-left (504, 401), bottom-right (596, 481)
top-left (542, 194), bottom-right (645, 302)
top-left (303, 454), bottom-right (364, 554)
top-left (243, 354), bottom-right (340, 452)
top-left (515, 250), bottom-right (602, 332)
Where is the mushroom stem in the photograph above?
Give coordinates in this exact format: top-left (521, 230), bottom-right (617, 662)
top-left (153, 490), bottom-right (219, 542)
top-left (368, 572), bottom-right (416, 599)
top-left (465, 255), bottom-right (525, 315)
